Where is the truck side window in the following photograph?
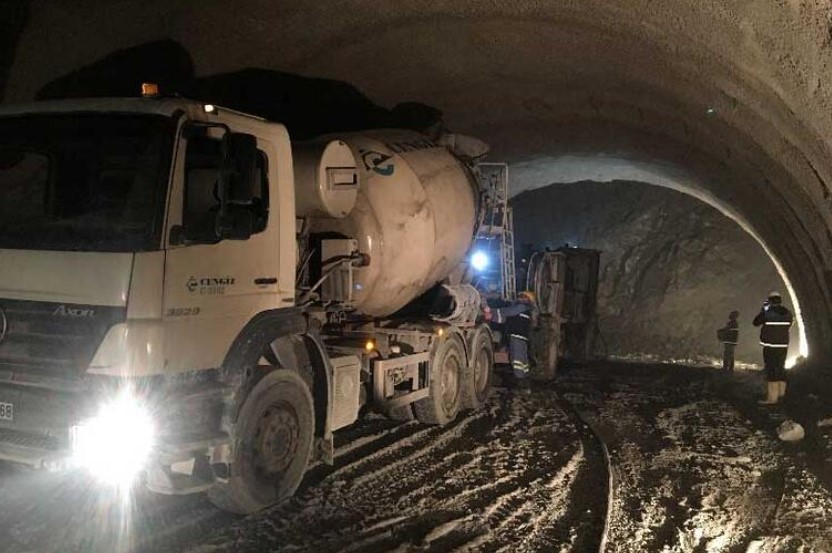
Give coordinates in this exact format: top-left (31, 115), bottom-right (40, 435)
top-left (183, 132), bottom-right (269, 241)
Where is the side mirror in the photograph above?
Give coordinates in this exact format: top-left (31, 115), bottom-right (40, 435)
top-left (216, 132), bottom-right (259, 241)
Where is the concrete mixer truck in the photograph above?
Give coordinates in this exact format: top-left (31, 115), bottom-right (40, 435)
top-left (0, 92), bottom-right (495, 513)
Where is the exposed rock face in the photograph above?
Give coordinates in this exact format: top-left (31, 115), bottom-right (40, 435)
top-left (512, 181), bottom-right (792, 364)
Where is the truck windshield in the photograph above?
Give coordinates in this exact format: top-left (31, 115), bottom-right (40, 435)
top-left (0, 113), bottom-right (175, 252)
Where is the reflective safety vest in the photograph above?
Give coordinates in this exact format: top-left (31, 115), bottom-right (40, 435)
top-left (752, 305), bottom-right (793, 348)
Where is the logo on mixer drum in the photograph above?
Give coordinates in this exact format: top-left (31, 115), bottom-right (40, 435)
top-left (359, 149), bottom-right (394, 176)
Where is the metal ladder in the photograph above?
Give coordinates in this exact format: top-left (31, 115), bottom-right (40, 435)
top-left (476, 162), bottom-right (517, 301)
top-left (501, 207), bottom-right (517, 300)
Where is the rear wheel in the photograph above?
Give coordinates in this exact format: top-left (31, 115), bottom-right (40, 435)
top-left (414, 335), bottom-right (465, 425)
top-left (462, 325), bottom-right (494, 409)
top-left (208, 369), bottom-right (314, 514)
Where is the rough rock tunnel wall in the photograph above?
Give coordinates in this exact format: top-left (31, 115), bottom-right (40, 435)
top-left (513, 181), bottom-right (792, 365)
top-left (4, 0), bottom-right (832, 364)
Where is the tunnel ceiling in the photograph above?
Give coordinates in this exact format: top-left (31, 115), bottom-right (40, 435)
top-left (6, 0), bottom-right (832, 360)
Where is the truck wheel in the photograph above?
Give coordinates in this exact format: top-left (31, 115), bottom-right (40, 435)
top-left (462, 326), bottom-right (493, 410)
top-left (414, 335), bottom-right (464, 425)
top-left (208, 369), bottom-right (314, 514)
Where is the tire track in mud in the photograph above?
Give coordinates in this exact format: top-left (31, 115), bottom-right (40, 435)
top-left (390, 391), bottom-right (595, 549)
top-left (0, 386), bottom-right (604, 553)
top-left (318, 395), bottom-right (588, 553)
top-left (201, 399), bottom-right (514, 551)
top-left (132, 499), bottom-right (235, 553)
top-left (181, 387), bottom-right (610, 553)
top-left (0, 382), bottom-right (613, 553)
top-left (14, 362), bottom-right (832, 552)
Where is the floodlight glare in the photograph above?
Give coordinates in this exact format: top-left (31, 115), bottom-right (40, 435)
top-left (471, 251), bottom-right (489, 271)
top-left (72, 389), bottom-right (155, 487)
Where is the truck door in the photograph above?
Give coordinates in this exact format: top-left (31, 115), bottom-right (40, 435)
top-left (161, 122), bottom-right (282, 373)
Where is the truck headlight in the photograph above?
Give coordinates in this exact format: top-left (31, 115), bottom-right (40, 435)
top-left (72, 389), bottom-right (155, 487)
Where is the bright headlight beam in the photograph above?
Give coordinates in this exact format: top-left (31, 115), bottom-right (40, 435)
top-left (72, 389), bottom-right (155, 487)
top-left (471, 250), bottom-right (489, 272)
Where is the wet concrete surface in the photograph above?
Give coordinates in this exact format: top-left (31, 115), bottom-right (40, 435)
top-left (0, 362), bottom-right (829, 552)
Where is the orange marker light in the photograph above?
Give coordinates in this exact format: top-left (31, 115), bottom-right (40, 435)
top-left (365, 340), bottom-right (375, 352)
top-left (437, 328), bottom-right (445, 337)
top-left (141, 83), bottom-right (160, 97)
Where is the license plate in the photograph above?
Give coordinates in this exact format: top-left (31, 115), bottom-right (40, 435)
top-left (0, 402), bottom-right (13, 421)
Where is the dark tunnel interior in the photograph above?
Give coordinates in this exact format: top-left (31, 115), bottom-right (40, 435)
top-left (4, 3), bottom-right (832, 552)
top-left (512, 180), bottom-right (792, 366)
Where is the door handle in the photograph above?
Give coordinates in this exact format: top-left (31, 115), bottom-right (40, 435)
top-left (254, 277), bottom-right (278, 285)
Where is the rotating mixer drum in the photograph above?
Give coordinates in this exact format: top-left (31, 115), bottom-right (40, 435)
top-left (310, 129), bottom-right (480, 317)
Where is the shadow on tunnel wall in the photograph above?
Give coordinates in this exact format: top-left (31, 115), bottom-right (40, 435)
top-left (34, 39), bottom-right (444, 140)
top-left (512, 181), bottom-right (793, 366)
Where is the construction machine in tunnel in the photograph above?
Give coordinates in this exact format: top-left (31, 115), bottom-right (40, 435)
top-left (470, 164), bottom-right (602, 380)
top-left (0, 47), bottom-right (602, 513)
top-left (0, 91), bottom-right (499, 514)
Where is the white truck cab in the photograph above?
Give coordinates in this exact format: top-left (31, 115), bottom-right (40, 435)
top-left (0, 98), bottom-right (296, 376)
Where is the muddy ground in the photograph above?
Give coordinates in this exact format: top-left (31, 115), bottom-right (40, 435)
top-left (0, 362), bottom-right (830, 552)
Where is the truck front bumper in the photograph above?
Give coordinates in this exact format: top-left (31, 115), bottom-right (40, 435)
top-left (0, 427), bottom-right (69, 470)
top-left (0, 374), bottom-right (231, 494)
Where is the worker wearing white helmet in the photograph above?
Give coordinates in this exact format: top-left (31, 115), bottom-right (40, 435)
top-left (752, 291), bottom-right (793, 404)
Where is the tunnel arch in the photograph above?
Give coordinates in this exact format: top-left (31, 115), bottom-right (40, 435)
top-left (507, 155), bottom-right (810, 361)
top-left (6, 0), bottom-right (832, 362)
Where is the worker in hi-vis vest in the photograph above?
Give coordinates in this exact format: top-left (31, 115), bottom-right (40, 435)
top-left (752, 291), bottom-right (793, 404)
top-left (493, 291), bottom-right (537, 389)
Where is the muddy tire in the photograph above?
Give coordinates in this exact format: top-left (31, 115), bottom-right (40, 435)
top-left (414, 334), bottom-right (465, 425)
top-left (208, 369), bottom-right (314, 514)
top-left (462, 325), bottom-right (494, 410)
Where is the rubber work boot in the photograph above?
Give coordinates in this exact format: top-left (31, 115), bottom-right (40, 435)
top-left (758, 382), bottom-right (779, 405)
top-left (515, 378), bottom-right (532, 396)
